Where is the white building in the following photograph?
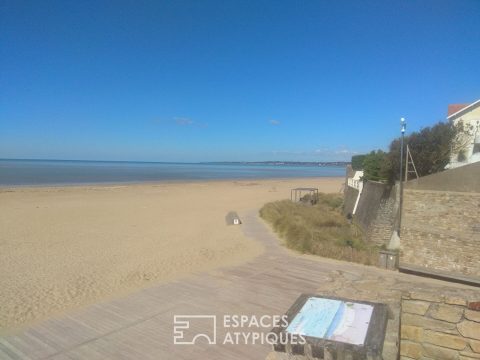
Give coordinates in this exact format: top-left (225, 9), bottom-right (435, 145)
top-left (446, 99), bottom-right (480, 169)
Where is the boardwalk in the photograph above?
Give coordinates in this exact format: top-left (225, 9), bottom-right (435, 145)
top-left (0, 211), bottom-right (474, 360)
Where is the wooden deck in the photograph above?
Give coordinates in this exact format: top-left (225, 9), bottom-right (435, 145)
top-left (0, 211), bottom-right (474, 360)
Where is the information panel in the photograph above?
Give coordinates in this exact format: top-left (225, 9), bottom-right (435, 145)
top-left (285, 297), bottom-right (373, 345)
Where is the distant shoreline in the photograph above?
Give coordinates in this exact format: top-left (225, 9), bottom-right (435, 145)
top-left (199, 161), bottom-right (350, 167)
top-left (0, 176), bottom-right (345, 190)
top-left (0, 158), bottom-right (350, 167)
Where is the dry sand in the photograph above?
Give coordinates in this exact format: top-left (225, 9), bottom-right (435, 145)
top-left (0, 177), bottom-right (343, 331)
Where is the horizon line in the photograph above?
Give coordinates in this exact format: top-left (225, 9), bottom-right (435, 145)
top-left (0, 158), bottom-right (351, 165)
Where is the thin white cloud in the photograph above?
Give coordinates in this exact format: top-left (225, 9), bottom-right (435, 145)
top-left (314, 146), bottom-right (329, 154)
top-left (153, 117), bottom-right (208, 128)
top-left (334, 146), bottom-right (359, 155)
top-left (335, 149), bottom-right (357, 155)
top-left (174, 117), bottom-right (194, 126)
top-left (269, 119), bottom-right (280, 126)
top-left (271, 146), bottom-right (359, 160)
top-left (272, 150), bottom-right (307, 155)
top-left (314, 146), bottom-right (358, 156)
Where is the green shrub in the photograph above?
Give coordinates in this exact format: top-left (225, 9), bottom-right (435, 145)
top-left (351, 154), bottom-right (366, 170)
top-left (259, 193), bottom-right (379, 265)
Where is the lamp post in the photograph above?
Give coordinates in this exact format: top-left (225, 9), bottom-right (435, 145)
top-left (398, 117), bottom-right (406, 235)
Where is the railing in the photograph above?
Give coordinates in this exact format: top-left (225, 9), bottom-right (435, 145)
top-left (347, 178), bottom-right (361, 190)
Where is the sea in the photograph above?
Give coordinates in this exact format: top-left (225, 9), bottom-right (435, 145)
top-left (0, 159), bottom-right (346, 187)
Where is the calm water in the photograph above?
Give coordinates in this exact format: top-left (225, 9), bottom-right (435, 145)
top-left (0, 159), bottom-right (346, 186)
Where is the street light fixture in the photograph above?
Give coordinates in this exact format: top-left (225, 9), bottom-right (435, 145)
top-left (398, 117), bottom-right (406, 235)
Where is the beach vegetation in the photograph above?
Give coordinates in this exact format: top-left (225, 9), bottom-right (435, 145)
top-left (259, 193), bottom-right (379, 265)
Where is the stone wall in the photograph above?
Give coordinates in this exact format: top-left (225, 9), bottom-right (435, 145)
top-left (400, 289), bottom-right (480, 360)
top-left (351, 181), bottom-right (397, 247)
top-left (343, 185), bottom-right (358, 217)
top-left (400, 189), bottom-right (480, 279)
top-left (367, 184), bottom-right (398, 247)
top-left (406, 161), bottom-right (480, 193)
top-left (265, 270), bottom-right (480, 360)
top-left (354, 181), bottom-right (387, 230)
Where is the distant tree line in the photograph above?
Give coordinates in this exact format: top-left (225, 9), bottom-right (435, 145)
top-left (353, 120), bottom-right (462, 183)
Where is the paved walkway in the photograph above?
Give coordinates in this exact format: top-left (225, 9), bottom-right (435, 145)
top-left (0, 211), bottom-right (476, 360)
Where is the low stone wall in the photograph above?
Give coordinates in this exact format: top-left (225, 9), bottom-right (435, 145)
top-left (406, 161), bottom-right (480, 193)
top-left (400, 189), bottom-right (480, 279)
top-left (400, 289), bottom-right (480, 360)
top-left (265, 270), bottom-right (480, 360)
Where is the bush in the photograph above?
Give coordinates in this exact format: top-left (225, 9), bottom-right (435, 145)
top-left (352, 120), bottom-right (459, 184)
top-left (362, 150), bottom-right (388, 182)
top-left (382, 121), bottom-right (458, 182)
top-left (351, 154), bottom-right (366, 170)
top-left (259, 194), bottom-right (379, 265)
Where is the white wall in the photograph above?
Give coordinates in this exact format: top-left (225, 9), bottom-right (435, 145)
top-left (447, 105), bottom-right (480, 169)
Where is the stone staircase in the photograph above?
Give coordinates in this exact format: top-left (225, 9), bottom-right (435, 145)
top-left (367, 186), bottom-right (398, 247)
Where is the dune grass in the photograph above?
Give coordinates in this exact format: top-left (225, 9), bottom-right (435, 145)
top-left (259, 193), bottom-right (379, 265)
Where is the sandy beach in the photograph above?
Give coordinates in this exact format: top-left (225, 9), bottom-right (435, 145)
top-left (0, 177), bottom-right (343, 332)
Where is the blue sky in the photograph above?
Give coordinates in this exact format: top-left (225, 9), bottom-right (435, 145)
top-left (1, 0), bottom-right (479, 162)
